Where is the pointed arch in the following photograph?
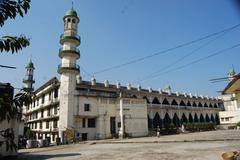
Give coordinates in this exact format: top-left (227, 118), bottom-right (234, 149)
top-left (148, 115), bottom-right (152, 129)
top-left (205, 114), bottom-right (210, 123)
top-left (200, 114), bottom-right (205, 123)
top-left (214, 104), bottom-right (218, 108)
top-left (171, 99), bottom-right (178, 106)
top-left (143, 96), bottom-right (150, 104)
top-left (210, 114), bottom-right (215, 123)
top-left (132, 95), bottom-right (137, 98)
top-left (193, 102), bottom-right (197, 107)
top-left (215, 114), bottom-right (220, 125)
top-left (181, 113), bottom-right (188, 124)
top-left (180, 100), bottom-right (186, 106)
top-left (153, 112), bottom-right (162, 128)
top-left (198, 102), bottom-right (203, 107)
top-left (189, 113), bottom-right (193, 123)
top-left (163, 112), bottom-right (171, 127)
top-left (162, 98), bottom-right (170, 105)
top-left (204, 103), bottom-right (208, 107)
top-left (209, 103), bottom-right (213, 108)
top-left (187, 101), bottom-right (191, 106)
top-left (152, 97), bottom-right (160, 104)
top-left (194, 113), bottom-right (199, 123)
top-left (172, 113), bottom-right (180, 127)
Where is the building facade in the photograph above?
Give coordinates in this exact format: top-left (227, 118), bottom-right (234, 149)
top-left (219, 69), bottom-right (240, 125)
top-left (23, 8), bottom-right (222, 143)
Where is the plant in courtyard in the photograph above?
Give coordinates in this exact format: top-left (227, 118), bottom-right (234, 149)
top-left (236, 121), bottom-right (240, 127)
top-left (0, 91), bottom-right (32, 151)
top-left (0, 0), bottom-right (31, 153)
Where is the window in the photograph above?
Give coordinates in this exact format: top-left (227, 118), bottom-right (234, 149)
top-left (41, 109), bottom-right (44, 118)
top-left (88, 118), bottom-right (96, 128)
top-left (82, 118), bottom-right (85, 128)
top-left (67, 18), bottom-right (71, 22)
top-left (54, 106), bottom-right (58, 115)
top-left (49, 92), bottom-right (52, 101)
top-left (72, 19), bottom-right (76, 23)
top-left (35, 122), bottom-right (37, 129)
top-left (53, 120), bottom-right (58, 128)
top-left (41, 94), bottom-right (45, 104)
top-left (37, 98), bottom-right (39, 106)
top-left (47, 108), bottom-right (50, 116)
top-left (46, 121), bottom-right (49, 129)
top-left (40, 122), bottom-right (42, 129)
top-left (54, 88), bottom-right (58, 98)
top-left (84, 104), bottom-right (90, 112)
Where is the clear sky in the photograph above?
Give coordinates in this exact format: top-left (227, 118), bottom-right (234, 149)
top-left (0, 0), bottom-right (240, 96)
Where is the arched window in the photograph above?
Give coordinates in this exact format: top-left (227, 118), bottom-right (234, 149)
top-left (181, 113), bottom-right (188, 124)
top-left (205, 114), bottom-right (210, 123)
top-left (67, 18), bottom-right (71, 22)
top-left (131, 95), bottom-right (137, 98)
top-left (209, 103), bottom-right (213, 108)
top-left (152, 97), bottom-right (160, 104)
top-left (214, 104), bottom-right (218, 108)
top-left (204, 103), bottom-right (208, 107)
top-left (72, 19), bottom-right (76, 23)
top-left (193, 102), bottom-right (197, 107)
top-left (194, 113), bottom-right (199, 123)
top-left (180, 100), bottom-right (186, 106)
top-left (189, 113), bottom-right (193, 123)
top-left (171, 99), bottom-right (178, 106)
top-left (198, 102), bottom-right (203, 107)
top-left (163, 112), bottom-right (171, 128)
top-left (187, 101), bottom-right (191, 106)
top-left (172, 113), bottom-right (180, 127)
top-left (143, 96), bottom-right (150, 104)
top-left (162, 98), bottom-right (170, 105)
top-left (200, 114), bottom-right (205, 123)
top-left (215, 114), bottom-right (220, 125)
top-left (210, 114), bottom-right (215, 123)
top-left (153, 112), bottom-right (162, 128)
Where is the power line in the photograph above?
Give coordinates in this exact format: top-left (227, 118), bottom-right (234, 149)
top-left (132, 43), bottom-right (240, 84)
top-left (0, 64), bottom-right (16, 69)
top-left (92, 23), bottom-right (240, 75)
top-left (80, 65), bottom-right (93, 78)
top-left (134, 31), bottom-right (229, 84)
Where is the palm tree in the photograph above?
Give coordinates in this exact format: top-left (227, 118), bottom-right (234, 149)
top-left (0, 0), bottom-right (31, 53)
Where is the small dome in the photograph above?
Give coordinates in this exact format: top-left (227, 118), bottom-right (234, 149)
top-left (26, 60), bottom-right (34, 69)
top-left (65, 8), bottom-right (78, 17)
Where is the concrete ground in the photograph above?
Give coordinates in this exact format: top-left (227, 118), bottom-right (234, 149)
top-left (17, 130), bottom-right (240, 160)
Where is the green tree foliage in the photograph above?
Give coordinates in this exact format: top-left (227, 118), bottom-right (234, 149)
top-left (0, 0), bottom-right (31, 53)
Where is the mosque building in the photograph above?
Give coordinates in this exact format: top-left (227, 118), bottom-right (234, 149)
top-left (23, 8), bottom-right (222, 143)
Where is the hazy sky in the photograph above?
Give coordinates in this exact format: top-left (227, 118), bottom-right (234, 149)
top-left (1, 0), bottom-right (240, 96)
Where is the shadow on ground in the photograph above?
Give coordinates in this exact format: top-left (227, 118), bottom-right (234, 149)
top-left (2, 153), bottom-right (81, 160)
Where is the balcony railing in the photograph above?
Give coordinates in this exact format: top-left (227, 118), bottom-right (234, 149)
top-left (60, 32), bottom-right (81, 45)
top-left (58, 63), bottom-right (80, 74)
top-left (59, 47), bottom-right (80, 58)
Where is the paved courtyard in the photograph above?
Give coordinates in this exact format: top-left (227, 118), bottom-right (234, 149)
top-left (17, 130), bottom-right (240, 160)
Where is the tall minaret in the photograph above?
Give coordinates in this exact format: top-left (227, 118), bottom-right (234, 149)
top-left (23, 59), bottom-right (35, 92)
top-left (228, 67), bottom-right (236, 81)
top-left (58, 6), bottom-right (80, 143)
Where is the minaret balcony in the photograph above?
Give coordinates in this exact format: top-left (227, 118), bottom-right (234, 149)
top-left (59, 47), bottom-right (80, 59)
top-left (60, 33), bottom-right (81, 46)
top-left (23, 77), bottom-right (35, 83)
top-left (58, 63), bottom-right (80, 74)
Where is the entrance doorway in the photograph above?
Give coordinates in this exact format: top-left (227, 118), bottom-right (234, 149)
top-left (110, 117), bottom-right (116, 134)
top-left (82, 133), bottom-right (88, 141)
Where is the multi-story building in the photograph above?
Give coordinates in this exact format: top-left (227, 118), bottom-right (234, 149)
top-left (23, 7), bottom-right (222, 144)
top-left (219, 69), bottom-right (240, 126)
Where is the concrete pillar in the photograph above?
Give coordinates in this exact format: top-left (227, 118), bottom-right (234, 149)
top-left (119, 97), bottom-right (125, 138)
